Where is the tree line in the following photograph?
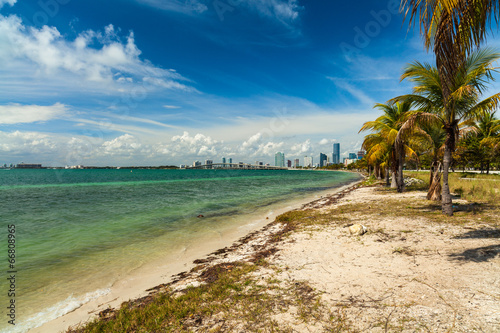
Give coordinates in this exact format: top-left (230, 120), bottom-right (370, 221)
top-left (359, 0), bottom-right (500, 216)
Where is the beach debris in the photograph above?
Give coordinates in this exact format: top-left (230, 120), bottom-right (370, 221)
top-left (197, 214), bottom-right (204, 218)
top-left (349, 224), bottom-right (367, 236)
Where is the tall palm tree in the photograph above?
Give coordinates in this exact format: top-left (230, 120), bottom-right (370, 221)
top-left (402, 0), bottom-right (500, 215)
top-left (393, 49), bottom-right (500, 213)
top-left (360, 100), bottom-right (413, 192)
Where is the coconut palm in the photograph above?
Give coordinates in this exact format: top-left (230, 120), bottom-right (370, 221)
top-left (393, 49), bottom-right (500, 213)
top-left (360, 100), bottom-right (414, 192)
top-left (402, 0), bottom-right (500, 215)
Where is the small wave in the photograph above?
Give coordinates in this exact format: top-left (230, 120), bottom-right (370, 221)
top-left (1, 288), bottom-right (110, 333)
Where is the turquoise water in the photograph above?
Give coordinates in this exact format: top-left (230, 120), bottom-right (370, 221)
top-left (0, 169), bottom-right (360, 332)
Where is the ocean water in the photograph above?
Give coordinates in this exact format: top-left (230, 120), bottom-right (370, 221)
top-left (0, 169), bottom-right (361, 332)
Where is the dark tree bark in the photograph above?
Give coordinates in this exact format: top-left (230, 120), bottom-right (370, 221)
top-left (441, 126), bottom-right (456, 216)
top-left (396, 144), bottom-right (405, 193)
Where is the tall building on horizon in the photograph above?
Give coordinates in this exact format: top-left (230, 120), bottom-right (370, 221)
top-left (332, 143), bottom-right (340, 164)
top-left (319, 153), bottom-right (327, 167)
top-left (275, 152), bottom-right (285, 167)
top-left (348, 153), bottom-right (357, 160)
top-left (293, 159), bottom-right (300, 168)
top-left (304, 156), bottom-right (313, 168)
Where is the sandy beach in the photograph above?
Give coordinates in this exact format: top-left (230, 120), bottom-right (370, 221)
top-left (32, 179), bottom-right (500, 332)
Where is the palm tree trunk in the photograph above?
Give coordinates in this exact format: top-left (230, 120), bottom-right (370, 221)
top-left (442, 142), bottom-right (454, 216)
top-left (397, 145), bottom-right (405, 193)
top-left (429, 161), bottom-right (435, 187)
top-left (385, 166), bottom-right (390, 186)
top-left (375, 165), bottom-right (381, 180)
top-left (391, 172), bottom-right (397, 188)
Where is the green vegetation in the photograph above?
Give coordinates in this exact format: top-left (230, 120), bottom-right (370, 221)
top-left (68, 262), bottom-right (323, 333)
top-left (406, 171), bottom-right (500, 204)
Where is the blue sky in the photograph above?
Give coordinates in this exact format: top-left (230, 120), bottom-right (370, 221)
top-left (0, 0), bottom-right (437, 166)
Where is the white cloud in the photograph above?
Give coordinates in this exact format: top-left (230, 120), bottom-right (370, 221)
top-left (135, 0), bottom-right (208, 14)
top-left (169, 131), bottom-right (220, 157)
top-left (163, 105), bottom-right (181, 109)
top-left (0, 103), bottom-right (67, 124)
top-left (101, 134), bottom-right (143, 155)
top-left (0, 0), bottom-right (16, 9)
top-left (328, 77), bottom-right (376, 106)
top-left (0, 130), bottom-right (58, 154)
top-left (239, 132), bottom-right (283, 157)
top-left (134, 0), bottom-right (300, 26)
top-left (248, 0), bottom-right (301, 24)
top-left (0, 15), bottom-right (190, 93)
top-left (319, 138), bottom-right (329, 145)
top-left (291, 139), bottom-right (312, 154)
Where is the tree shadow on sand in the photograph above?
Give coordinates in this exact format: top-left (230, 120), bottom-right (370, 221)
top-left (449, 244), bottom-right (500, 262)
top-left (453, 228), bottom-right (500, 239)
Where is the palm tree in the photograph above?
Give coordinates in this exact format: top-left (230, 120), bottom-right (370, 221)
top-left (362, 132), bottom-right (391, 182)
top-left (466, 111), bottom-right (500, 173)
top-left (402, 0), bottom-right (500, 215)
top-left (393, 49), bottom-right (500, 213)
top-left (360, 101), bottom-right (414, 192)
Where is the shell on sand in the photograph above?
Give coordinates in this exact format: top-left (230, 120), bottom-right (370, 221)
top-left (348, 224), bottom-right (367, 236)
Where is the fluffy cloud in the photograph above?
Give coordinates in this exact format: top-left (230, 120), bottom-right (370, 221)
top-left (0, 103), bottom-right (67, 124)
top-left (239, 132), bottom-right (284, 157)
top-left (0, 15), bottom-right (190, 92)
top-left (319, 138), bottom-right (329, 145)
top-left (0, 130), bottom-right (57, 154)
top-left (0, 0), bottom-right (16, 9)
top-left (170, 131), bottom-right (221, 157)
top-left (290, 139), bottom-right (312, 154)
top-left (100, 134), bottom-right (144, 156)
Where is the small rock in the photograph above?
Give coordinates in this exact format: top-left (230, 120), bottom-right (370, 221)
top-left (349, 224), bottom-right (367, 236)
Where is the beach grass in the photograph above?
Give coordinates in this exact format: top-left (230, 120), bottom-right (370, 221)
top-left (405, 171), bottom-right (500, 203)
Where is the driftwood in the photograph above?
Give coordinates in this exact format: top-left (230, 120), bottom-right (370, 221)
top-left (427, 162), bottom-right (442, 201)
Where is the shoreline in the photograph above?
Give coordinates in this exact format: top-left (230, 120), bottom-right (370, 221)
top-left (29, 176), bottom-right (364, 333)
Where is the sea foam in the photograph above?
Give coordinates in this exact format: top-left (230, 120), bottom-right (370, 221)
top-left (2, 288), bottom-right (111, 333)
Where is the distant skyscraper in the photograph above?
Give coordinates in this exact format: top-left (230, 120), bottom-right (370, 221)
top-left (304, 156), bottom-right (313, 167)
top-left (287, 160), bottom-right (292, 168)
top-left (229, 158), bottom-right (233, 164)
top-left (319, 153), bottom-right (327, 167)
top-left (357, 150), bottom-right (365, 159)
top-left (222, 157), bottom-right (226, 164)
top-left (275, 152), bottom-right (285, 167)
top-left (332, 143), bottom-right (340, 164)
top-left (293, 159), bottom-right (300, 168)
top-left (349, 153), bottom-right (357, 160)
